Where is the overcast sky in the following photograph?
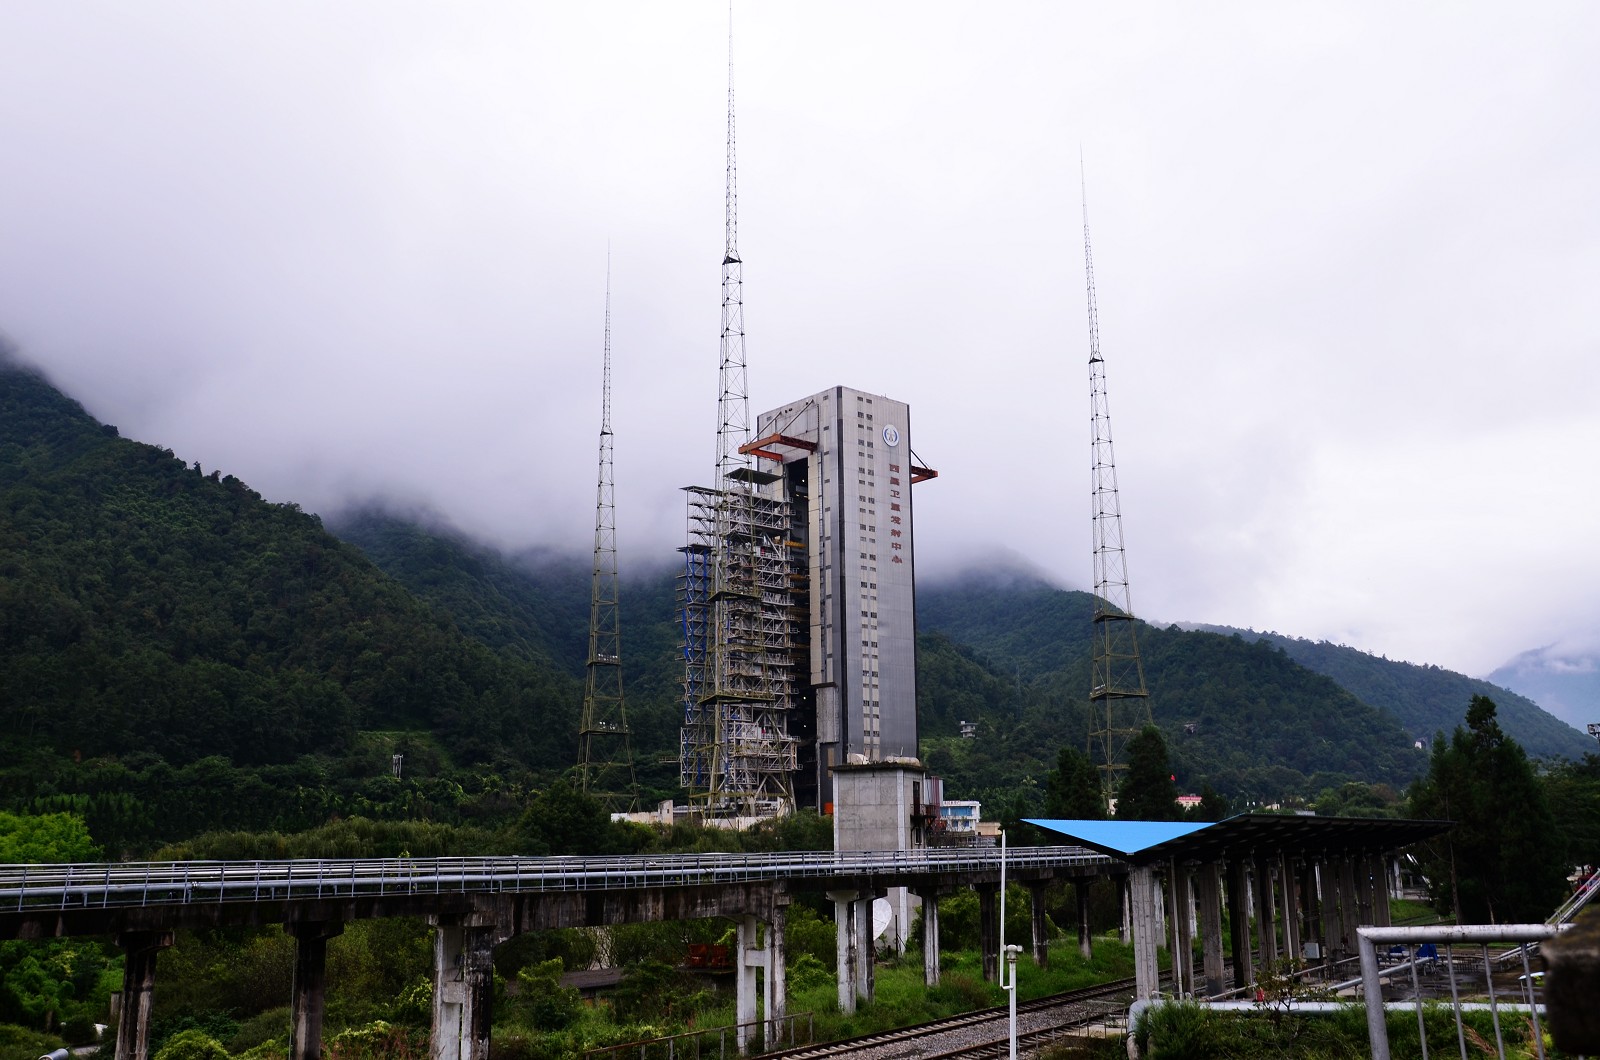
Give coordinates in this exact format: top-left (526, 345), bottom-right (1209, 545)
top-left (2, 2), bottom-right (1597, 680)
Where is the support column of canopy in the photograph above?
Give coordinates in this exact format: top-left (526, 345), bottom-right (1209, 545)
top-left (1028, 881), bottom-right (1050, 967)
top-left (1194, 862), bottom-right (1226, 997)
top-left (1074, 878), bottom-right (1094, 961)
top-left (1117, 874), bottom-right (1131, 942)
top-left (1369, 851), bottom-right (1393, 926)
top-left (1354, 851), bottom-right (1376, 928)
top-left (1338, 854), bottom-right (1362, 958)
top-left (430, 918), bottom-right (504, 1060)
top-left (1226, 856), bottom-right (1254, 990)
top-left (1168, 861), bottom-right (1194, 996)
top-left (1299, 859), bottom-right (1324, 966)
top-left (1129, 864), bottom-right (1162, 1000)
top-left (978, 883), bottom-right (1000, 983)
top-left (286, 920), bottom-right (344, 1060)
top-left (1277, 853), bottom-right (1301, 963)
top-left (1253, 855), bottom-right (1278, 968)
top-left (113, 930), bottom-right (173, 1060)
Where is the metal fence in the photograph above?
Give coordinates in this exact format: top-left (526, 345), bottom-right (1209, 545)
top-left (1, 846), bottom-right (1113, 913)
top-left (1356, 924), bottom-right (1577, 1060)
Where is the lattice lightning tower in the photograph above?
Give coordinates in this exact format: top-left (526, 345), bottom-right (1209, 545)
top-left (678, 10), bottom-right (799, 818)
top-left (578, 258), bottom-right (638, 812)
top-left (1083, 174), bottom-right (1153, 807)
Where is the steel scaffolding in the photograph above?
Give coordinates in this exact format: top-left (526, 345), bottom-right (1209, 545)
top-left (679, 482), bottom-right (800, 818)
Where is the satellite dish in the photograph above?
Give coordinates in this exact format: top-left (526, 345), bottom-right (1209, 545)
top-left (871, 897), bottom-right (893, 940)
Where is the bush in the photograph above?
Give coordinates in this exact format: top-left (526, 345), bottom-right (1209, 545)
top-left (152, 1029), bottom-right (230, 1060)
top-left (510, 961), bottom-right (580, 1032)
top-left (786, 953), bottom-right (832, 992)
top-left (0, 1023), bottom-right (66, 1060)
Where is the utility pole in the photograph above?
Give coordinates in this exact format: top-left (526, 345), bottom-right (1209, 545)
top-left (578, 256), bottom-right (638, 813)
top-left (1083, 165), bottom-right (1153, 809)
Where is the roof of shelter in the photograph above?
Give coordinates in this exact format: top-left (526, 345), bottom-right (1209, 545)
top-left (1023, 813), bottom-right (1452, 866)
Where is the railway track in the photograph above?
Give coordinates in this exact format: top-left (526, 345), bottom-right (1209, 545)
top-left (758, 977), bottom-right (1141, 1059)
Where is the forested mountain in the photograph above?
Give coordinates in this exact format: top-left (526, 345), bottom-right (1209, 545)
top-left (5, 352), bottom-right (1585, 855)
top-left (1187, 625), bottom-right (1593, 761)
top-left (914, 574), bottom-right (1425, 809)
top-left (0, 357), bottom-right (581, 852)
top-left (328, 507), bottom-right (689, 796)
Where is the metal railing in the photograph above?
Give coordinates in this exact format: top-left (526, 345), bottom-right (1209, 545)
top-left (1356, 924), bottom-right (1575, 1060)
top-left (1, 846), bottom-right (1113, 914)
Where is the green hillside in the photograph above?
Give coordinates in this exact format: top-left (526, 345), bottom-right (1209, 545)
top-left (0, 357), bottom-right (581, 852)
top-left (1190, 626), bottom-right (1594, 761)
top-left (915, 575), bottom-right (1425, 809)
top-left (329, 507), bottom-right (688, 798)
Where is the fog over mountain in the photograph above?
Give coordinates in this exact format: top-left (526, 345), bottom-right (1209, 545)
top-left (2, 3), bottom-right (1597, 680)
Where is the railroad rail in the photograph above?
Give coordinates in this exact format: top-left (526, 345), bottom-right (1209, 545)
top-left (757, 977), bottom-right (1140, 1059)
top-left (1, 846), bottom-right (1114, 915)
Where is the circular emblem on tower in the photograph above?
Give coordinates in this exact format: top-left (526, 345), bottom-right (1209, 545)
top-left (882, 424), bottom-right (900, 447)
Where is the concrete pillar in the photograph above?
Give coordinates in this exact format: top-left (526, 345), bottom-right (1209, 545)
top-left (1253, 856), bottom-right (1278, 967)
top-left (735, 915), bottom-right (760, 1052)
top-left (1195, 861), bottom-right (1225, 997)
top-left (978, 883), bottom-right (999, 983)
top-left (1169, 862), bottom-right (1193, 996)
top-left (1129, 864), bottom-right (1161, 1000)
top-left (1074, 879), bottom-right (1094, 961)
top-left (1370, 853), bottom-right (1392, 926)
top-left (1226, 857), bottom-right (1254, 990)
top-left (1117, 874), bottom-right (1131, 942)
top-left (1028, 881), bottom-right (1049, 967)
top-left (767, 903), bottom-right (787, 1044)
top-left (917, 889), bottom-right (941, 987)
top-left (827, 889), bottom-right (861, 1015)
top-left (1278, 854), bottom-right (1300, 962)
top-left (114, 930), bottom-right (173, 1060)
top-left (1337, 855), bottom-right (1361, 958)
top-left (1299, 861), bottom-right (1322, 964)
top-left (854, 895), bottom-right (874, 1005)
top-left (430, 922), bottom-right (497, 1060)
top-left (287, 921), bottom-right (343, 1060)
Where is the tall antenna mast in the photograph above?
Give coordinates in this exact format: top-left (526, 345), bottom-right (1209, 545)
top-left (679, 5), bottom-right (799, 818)
top-left (1083, 165), bottom-right (1153, 808)
top-left (578, 253), bottom-right (638, 812)
top-left (715, 8), bottom-right (751, 491)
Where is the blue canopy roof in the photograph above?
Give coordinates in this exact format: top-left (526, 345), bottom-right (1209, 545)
top-left (1023, 818), bottom-right (1215, 859)
top-left (1023, 813), bottom-right (1452, 866)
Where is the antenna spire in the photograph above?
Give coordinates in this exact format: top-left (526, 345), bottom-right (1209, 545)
top-left (1083, 171), bottom-right (1153, 808)
top-left (715, 2), bottom-right (750, 492)
top-left (578, 251), bottom-right (638, 812)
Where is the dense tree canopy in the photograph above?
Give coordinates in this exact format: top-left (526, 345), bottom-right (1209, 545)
top-left (1116, 726), bottom-right (1181, 821)
top-left (1408, 695), bottom-right (1569, 923)
top-left (1044, 746), bottom-right (1106, 820)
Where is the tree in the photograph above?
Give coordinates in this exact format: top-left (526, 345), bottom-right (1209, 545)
top-left (1188, 783), bottom-right (1231, 822)
top-left (1044, 746), bottom-right (1106, 819)
top-left (0, 811), bottom-right (99, 863)
top-left (1407, 695), bottom-right (1567, 923)
top-left (512, 780), bottom-right (617, 856)
top-left (1115, 726), bottom-right (1180, 820)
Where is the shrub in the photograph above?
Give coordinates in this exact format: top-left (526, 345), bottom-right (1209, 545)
top-left (152, 1029), bottom-right (230, 1060)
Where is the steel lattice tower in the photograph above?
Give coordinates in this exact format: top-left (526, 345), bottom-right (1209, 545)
top-left (1083, 176), bottom-right (1153, 807)
top-left (578, 259), bottom-right (638, 812)
top-left (678, 11), bottom-right (799, 818)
